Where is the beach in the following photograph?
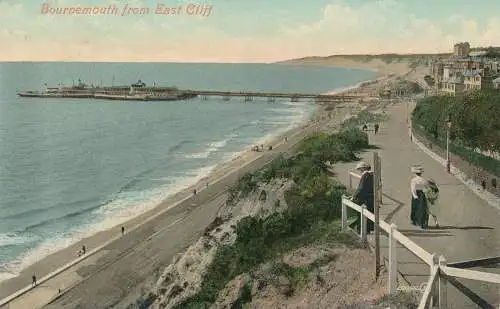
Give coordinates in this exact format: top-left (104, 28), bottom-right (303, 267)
top-left (0, 65), bottom-right (407, 309)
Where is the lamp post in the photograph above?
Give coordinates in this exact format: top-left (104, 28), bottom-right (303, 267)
top-left (446, 116), bottom-right (452, 173)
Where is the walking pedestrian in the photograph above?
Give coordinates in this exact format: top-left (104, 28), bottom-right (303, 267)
top-left (410, 165), bottom-right (429, 228)
top-left (424, 179), bottom-right (440, 227)
top-left (32, 274), bottom-right (37, 287)
top-left (374, 123), bottom-right (380, 135)
top-left (351, 161), bottom-right (375, 233)
top-left (362, 123), bottom-right (368, 131)
top-left (82, 245), bottom-right (86, 255)
top-left (121, 226), bottom-right (125, 235)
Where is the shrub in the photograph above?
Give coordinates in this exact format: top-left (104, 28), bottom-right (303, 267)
top-left (342, 110), bottom-right (388, 129)
top-left (173, 117), bottom-right (373, 309)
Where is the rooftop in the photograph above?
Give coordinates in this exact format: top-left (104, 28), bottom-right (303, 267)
top-left (463, 70), bottom-right (483, 77)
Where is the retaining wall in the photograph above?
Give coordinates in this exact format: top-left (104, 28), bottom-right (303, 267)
top-left (412, 129), bottom-right (500, 198)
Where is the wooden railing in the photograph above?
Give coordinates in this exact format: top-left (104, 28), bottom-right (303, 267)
top-left (344, 171), bottom-right (500, 309)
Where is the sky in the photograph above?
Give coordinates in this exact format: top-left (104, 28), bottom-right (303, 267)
top-left (2, 0), bottom-right (500, 62)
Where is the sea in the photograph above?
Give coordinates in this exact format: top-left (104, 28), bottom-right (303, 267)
top-left (0, 62), bottom-right (377, 281)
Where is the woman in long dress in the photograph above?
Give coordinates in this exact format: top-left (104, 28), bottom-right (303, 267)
top-left (352, 161), bottom-right (375, 233)
top-left (424, 179), bottom-right (440, 227)
top-left (410, 165), bottom-right (429, 228)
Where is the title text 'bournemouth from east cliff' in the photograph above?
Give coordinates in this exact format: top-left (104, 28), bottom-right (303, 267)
top-left (40, 3), bottom-right (213, 17)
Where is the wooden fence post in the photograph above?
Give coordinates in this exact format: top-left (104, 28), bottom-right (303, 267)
top-left (341, 196), bottom-right (347, 231)
top-left (498, 286), bottom-right (500, 309)
top-left (439, 255), bottom-right (447, 309)
top-left (373, 152), bottom-right (381, 279)
top-left (388, 223), bottom-right (398, 294)
top-left (360, 205), bottom-right (367, 244)
top-left (430, 253), bottom-right (439, 308)
top-left (378, 164), bottom-right (383, 205)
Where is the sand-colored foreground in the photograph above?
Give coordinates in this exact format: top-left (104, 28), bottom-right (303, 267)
top-left (0, 72), bottom-right (403, 309)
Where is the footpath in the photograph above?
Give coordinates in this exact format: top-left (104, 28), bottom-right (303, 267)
top-left (333, 101), bottom-right (500, 309)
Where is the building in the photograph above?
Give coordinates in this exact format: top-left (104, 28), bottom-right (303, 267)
top-left (430, 42), bottom-right (500, 96)
top-left (463, 68), bottom-right (498, 91)
top-left (439, 73), bottom-right (465, 96)
top-left (493, 77), bottom-right (500, 89)
top-left (454, 42), bottom-right (470, 57)
top-left (484, 61), bottom-right (499, 74)
top-left (463, 70), bottom-right (483, 91)
top-left (470, 50), bottom-right (487, 57)
top-left (454, 58), bottom-right (484, 71)
top-left (431, 61), bottom-right (444, 81)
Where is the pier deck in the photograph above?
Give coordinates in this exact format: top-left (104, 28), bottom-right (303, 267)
top-left (17, 87), bottom-right (361, 102)
top-left (192, 90), bottom-right (358, 101)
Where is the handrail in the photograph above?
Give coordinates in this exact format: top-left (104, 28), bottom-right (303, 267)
top-left (342, 196), bottom-right (433, 265)
top-left (342, 192), bottom-right (500, 308)
top-left (392, 229), bottom-right (433, 266)
top-left (441, 266), bottom-right (500, 284)
top-left (349, 171), bottom-right (361, 179)
top-left (418, 266), bottom-right (439, 309)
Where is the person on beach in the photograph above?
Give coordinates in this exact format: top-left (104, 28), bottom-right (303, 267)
top-left (121, 226), bottom-right (125, 235)
top-left (351, 161), bottom-right (375, 234)
top-left (424, 179), bottom-right (440, 227)
top-left (284, 136), bottom-right (288, 142)
top-left (410, 165), bottom-right (429, 228)
top-left (32, 274), bottom-right (37, 286)
top-left (82, 245), bottom-right (86, 255)
top-left (193, 189), bottom-right (197, 196)
top-left (374, 123), bottom-right (380, 135)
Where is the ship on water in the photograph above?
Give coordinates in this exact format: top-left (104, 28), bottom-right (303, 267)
top-left (17, 79), bottom-right (198, 101)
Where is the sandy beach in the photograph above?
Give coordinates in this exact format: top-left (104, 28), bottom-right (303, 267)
top-left (0, 64), bottom-right (409, 309)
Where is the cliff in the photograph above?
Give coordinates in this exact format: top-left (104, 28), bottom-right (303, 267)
top-left (131, 111), bottom-right (419, 309)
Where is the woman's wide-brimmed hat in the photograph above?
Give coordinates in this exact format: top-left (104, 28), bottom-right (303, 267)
top-left (411, 165), bottom-right (424, 174)
top-left (356, 161), bottom-right (371, 170)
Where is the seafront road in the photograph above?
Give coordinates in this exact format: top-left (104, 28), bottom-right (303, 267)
top-left (333, 101), bottom-right (500, 308)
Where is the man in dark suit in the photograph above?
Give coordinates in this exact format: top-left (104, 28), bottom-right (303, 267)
top-left (351, 161), bottom-right (375, 233)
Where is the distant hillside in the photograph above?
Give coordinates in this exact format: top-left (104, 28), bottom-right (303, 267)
top-left (279, 53), bottom-right (451, 65)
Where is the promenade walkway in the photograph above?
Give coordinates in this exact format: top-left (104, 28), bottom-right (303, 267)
top-left (333, 101), bottom-right (500, 308)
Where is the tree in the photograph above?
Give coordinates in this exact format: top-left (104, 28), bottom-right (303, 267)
top-left (412, 90), bottom-right (500, 152)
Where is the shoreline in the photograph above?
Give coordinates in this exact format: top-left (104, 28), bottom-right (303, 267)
top-left (0, 73), bottom-right (390, 306)
top-left (0, 100), bottom-right (314, 283)
top-left (0, 78), bottom-right (369, 284)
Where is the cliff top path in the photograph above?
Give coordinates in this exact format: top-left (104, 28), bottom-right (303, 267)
top-left (332, 100), bottom-right (500, 309)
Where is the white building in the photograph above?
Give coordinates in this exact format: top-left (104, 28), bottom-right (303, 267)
top-left (440, 74), bottom-right (465, 96)
top-left (493, 77), bottom-right (500, 89)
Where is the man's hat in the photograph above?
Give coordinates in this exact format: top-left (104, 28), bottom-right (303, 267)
top-left (356, 161), bottom-right (371, 170)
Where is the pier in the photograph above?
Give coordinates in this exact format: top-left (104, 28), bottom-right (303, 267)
top-left (17, 85), bottom-right (360, 103)
top-left (191, 90), bottom-right (358, 102)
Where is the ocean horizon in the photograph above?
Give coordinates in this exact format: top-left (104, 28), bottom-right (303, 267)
top-left (0, 62), bottom-right (378, 281)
